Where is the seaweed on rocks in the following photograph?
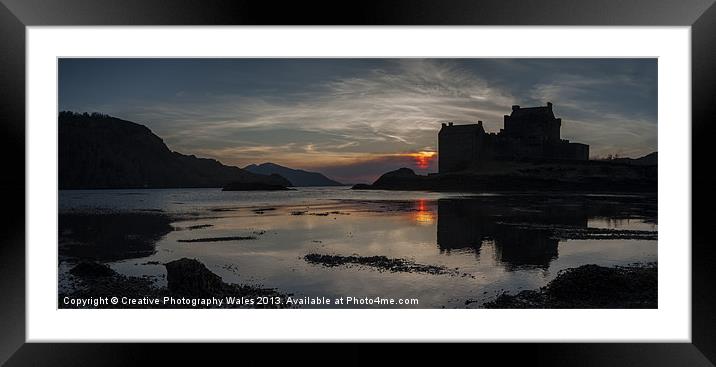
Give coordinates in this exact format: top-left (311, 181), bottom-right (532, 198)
top-left (177, 236), bottom-right (257, 243)
top-left (304, 253), bottom-right (472, 277)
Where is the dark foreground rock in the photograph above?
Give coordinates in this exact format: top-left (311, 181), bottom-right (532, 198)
top-left (483, 263), bottom-right (657, 308)
top-left (165, 258), bottom-right (226, 297)
top-left (59, 258), bottom-right (290, 308)
top-left (222, 181), bottom-right (291, 191)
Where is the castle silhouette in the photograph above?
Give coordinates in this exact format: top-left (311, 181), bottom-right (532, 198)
top-left (438, 102), bottom-right (589, 173)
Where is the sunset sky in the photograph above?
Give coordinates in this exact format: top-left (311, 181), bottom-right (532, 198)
top-left (59, 58), bottom-right (657, 184)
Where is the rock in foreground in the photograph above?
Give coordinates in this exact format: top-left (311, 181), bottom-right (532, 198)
top-left (165, 258), bottom-right (227, 297)
top-left (483, 263), bottom-right (657, 308)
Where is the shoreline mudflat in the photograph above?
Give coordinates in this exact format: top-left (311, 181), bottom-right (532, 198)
top-left (58, 188), bottom-right (658, 309)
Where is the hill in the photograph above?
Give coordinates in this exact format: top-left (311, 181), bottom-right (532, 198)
top-left (609, 152), bottom-right (658, 166)
top-left (244, 162), bottom-right (343, 187)
top-left (59, 112), bottom-right (290, 189)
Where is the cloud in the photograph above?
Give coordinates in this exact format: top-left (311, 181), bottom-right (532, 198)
top-left (528, 72), bottom-right (657, 158)
top-left (98, 60), bottom-right (516, 181)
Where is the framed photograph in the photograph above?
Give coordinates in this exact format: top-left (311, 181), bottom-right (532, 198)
top-left (1, 0), bottom-right (714, 365)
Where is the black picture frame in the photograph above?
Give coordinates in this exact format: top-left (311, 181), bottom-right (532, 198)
top-left (1, 0), bottom-right (714, 365)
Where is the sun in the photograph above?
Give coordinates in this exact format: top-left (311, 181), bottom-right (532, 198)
top-left (410, 151), bottom-right (437, 169)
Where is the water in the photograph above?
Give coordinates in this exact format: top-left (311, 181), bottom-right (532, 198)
top-left (59, 187), bottom-right (657, 308)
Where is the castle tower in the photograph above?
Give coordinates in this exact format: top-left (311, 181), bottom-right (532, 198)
top-left (438, 121), bottom-right (487, 173)
top-left (503, 102), bottom-right (561, 143)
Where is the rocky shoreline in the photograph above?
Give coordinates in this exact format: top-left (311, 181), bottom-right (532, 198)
top-left (61, 257), bottom-right (657, 309)
top-left (483, 263), bottom-right (657, 308)
top-left (352, 160), bottom-right (657, 193)
top-left (60, 258), bottom-right (290, 309)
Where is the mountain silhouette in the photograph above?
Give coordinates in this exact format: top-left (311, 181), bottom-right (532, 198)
top-left (59, 112), bottom-right (290, 189)
top-left (610, 152), bottom-right (657, 166)
top-left (244, 162), bottom-right (343, 187)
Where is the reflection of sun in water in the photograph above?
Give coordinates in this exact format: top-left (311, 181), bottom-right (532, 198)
top-left (410, 151), bottom-right (436, 169)
top-left (413, 199), bottom-right (435, 225)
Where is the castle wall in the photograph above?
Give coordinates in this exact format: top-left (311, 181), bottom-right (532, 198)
top-left (503, 113), bottom-right (561, 142)
top-left (438, 129), bottom-right (477, 173)
top-left (493, 137), bottom-right (545, 160)
top-left (438, 123), bottom-right (491, 173)
top-left (560, 142), bottom-right (589, 160)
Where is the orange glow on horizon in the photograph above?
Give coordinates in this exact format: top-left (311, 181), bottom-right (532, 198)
top-left (408, 151), bottom-right (437, 169)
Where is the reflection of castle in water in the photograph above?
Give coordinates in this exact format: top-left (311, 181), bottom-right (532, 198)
top-left (436, 199), bottom-right (588, 270)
